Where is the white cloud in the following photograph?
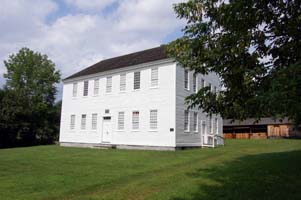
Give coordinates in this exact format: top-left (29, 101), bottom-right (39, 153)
top-left (64, 0), bottom-right (117, 11)
top-left (0, 0), bottom-right (185, 96)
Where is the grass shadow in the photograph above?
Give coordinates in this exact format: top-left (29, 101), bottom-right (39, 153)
top-left (172, 150), bottom-right (301, 200)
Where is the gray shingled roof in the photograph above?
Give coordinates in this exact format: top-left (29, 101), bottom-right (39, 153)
top-left (64, 46), bottom-right (169, 80)
top-left (224, 118), bottom-right (291, 126)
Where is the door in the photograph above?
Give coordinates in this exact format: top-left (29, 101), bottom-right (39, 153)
top-left (102, 117), bottom-right (112, 143)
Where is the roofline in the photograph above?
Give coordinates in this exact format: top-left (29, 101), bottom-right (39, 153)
top-left (62, 57), bottom-right (175, 84)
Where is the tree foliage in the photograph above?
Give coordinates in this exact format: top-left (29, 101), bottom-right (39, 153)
top-left (0, 48), bottom-right (61, 148)
top-left (167, 0), bottom-right (301, 124)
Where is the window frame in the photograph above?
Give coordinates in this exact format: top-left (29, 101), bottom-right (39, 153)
top-left (83, 81), bottom-right (89, 96)
top-left (133, 71), bottom-right (141, 90)
top-left (150, 68), bottom-right (158, 88)
top-left (72, 83), bottom-right (78, 97)
top-left (94, 79), bottom-right (99, 96)
top-left (81, 114), bottom-right (87, 130)
top-left (106, 76), bottom-right (112, 93)
top-left (70, 114), bottom-right (75, 130)
top-left (132, 111), bottom-right (140, 130)
top-left (184, 69), bottom-right (189, 90)
top-left (117, 111), bottom-right (125, 130)
top-left (184, 110), bottom-right (190, 132)
top-left (120, 74), bottom-right (126, 92)
top-left (193, 112), bottom-right (198, 132)
top-left (149, 109), bottom-right (158, 130)
top-left (193, 73), bottom-right (197, 93)
top-left (91, 113), bottom-right (97, 130)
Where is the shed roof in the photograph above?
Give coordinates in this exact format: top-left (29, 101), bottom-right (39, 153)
top-left (64, 46), bottom-right (169, 80)
top-left (224, 118), bottom-right (291, 126)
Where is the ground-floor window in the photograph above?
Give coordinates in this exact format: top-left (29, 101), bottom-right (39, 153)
top-left (118, 112), bottom-right (125, 130)
top-left (150, 110), bottom-right (158, 130)
top-left (91, 113), bottom-right (97, 130)
top-left (70, 115), bottom-right (75, 129)
top-left (184, 110), bottom-right (189, 132)
top-left (132, 111), bottom-right (139, 130)
top-left (81, 114), bottom-right (86, 130)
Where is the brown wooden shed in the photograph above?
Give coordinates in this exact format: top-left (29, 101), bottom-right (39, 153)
top-left (223, 118), bottom-right (301, 139)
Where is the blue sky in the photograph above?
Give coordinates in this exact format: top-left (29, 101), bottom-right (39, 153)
top-left (0, 0), bottom-right (185, 98)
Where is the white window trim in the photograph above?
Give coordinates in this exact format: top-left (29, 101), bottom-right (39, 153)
top-left (106, 76), bottom-right (112, 93)
top-left (83, 81), bottom-right (89, 97)
top-left (133, 71), bottom-right (141, 91)
top-left (70, 114), bottom-right (75, 130)
top-left (149, 109), bottom-right (158, 131)
top-left (193, 112), bottom-right (198, 133)
top-left (91, 113), bottom-right (97, 130)
top-left (117, 111), bottom-right (125, 131)
top-left (184, 69), bottom-right (190, 90)
top-left (150, 68), bottom-right (159, 88)
top-left (184, 110), bottom-right (190, 132)
top-left (193, 74), bottom-right (198, 93)
top-left (119, 74), bottom-right (126, 93)
top-left (132, 110), bottom-right (140, 130)
top-left (93, 79), bottom-right (99, 96)
top-left (72, 83), bottom-right (78, 98)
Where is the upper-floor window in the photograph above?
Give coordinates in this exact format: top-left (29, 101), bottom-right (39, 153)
top-left (150, 109), bottom-right (158, 129)
top-left (83, 81), bottom-right (89, 96)
top-left (81, 114), bottom-right (86, 130)
top-left (132, 111), bottom-right (139, 130)
top-left (106, 76), bottom-right (112, 93)
top-left (201, 79), bottom-right (205, 88)
top-left (72, 83), bottom-right (77, 97)
top-left (193, 74), bottom-right (197, 93)
top-left (193, 112), bottom-right (198, 132)
top-left (94, 79), bottom-right (99, 95)
top-left (134, 71), bottom-right (140, 90)
top-left (118, 112), bottom-right (125, 130)
top-left (70, 115), bottom-right (75, 129)
top-left (91, 113), bottom-right (97, 130)
top-left (184, 69), bottom-right (189, 90)
top-left (184, 110), bottom-right (189, 132)
top-left (151, 68), bottom-right (158, 87)
top-left (120, 74), bottom-right (126, 92)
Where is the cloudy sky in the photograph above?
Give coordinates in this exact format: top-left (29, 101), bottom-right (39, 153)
top-left (0, 0), bottom-right (185, 98)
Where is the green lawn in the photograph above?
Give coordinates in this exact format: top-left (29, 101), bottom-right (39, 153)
top-left (0, 140), bottom-right (301, 200)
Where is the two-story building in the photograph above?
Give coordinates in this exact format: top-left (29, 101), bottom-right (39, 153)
top-left (59, 46), bottom-right (223, 150)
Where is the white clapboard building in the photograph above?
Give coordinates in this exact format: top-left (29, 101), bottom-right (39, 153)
top-left (59, 46), bottom-right (223, 150)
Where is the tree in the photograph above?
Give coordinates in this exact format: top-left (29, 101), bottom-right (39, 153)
top-left (1, 48), bottom-right (61, 147)
top-left (167, 0), bottom-right (301, 124)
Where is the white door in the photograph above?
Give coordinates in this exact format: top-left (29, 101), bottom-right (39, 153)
top-left (102, 117), bottom-right (112, 143)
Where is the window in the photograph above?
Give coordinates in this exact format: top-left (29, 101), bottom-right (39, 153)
top-left (94, 79), bottom-right (99, 95)
top-left (209, 116), bottom-right (213, 133)
top-left (132, 111), bottom-right (139, 130)
top-left (70, 115), bottom-right (75, 129)
top-left (118, 112), bottom-right (125, 130)
top-left (105, 109), bottom-right (110, 114)
top-left (83, 81), bottom-right (89, 96)
top-left (106, 76), bottom-right (112, 93)
top-left (151, 68), bottom-right (158, 87)
top-left (208, 83), bottom-right (212, 92)
top-left (134, 71), bottom-right (140, 90)
top-left (184, 69), bottom-right (189, 89)
top-left (193, 74), bottom-right (197, 93)
top-left (91, 113), bottom-right (97, 130)
top-left (184, 110), bottom-right (189, 132)
top-left (193, 112), bottom-right (198, 132)
top-left (150, 110), bottom-right (158, 129)
top-left (201, 120), bottom-right (206, 135)
top-left (81, 114), bottom-right (86, 130)
top-left (120, 74), bottom-right (126, 91)
top-left (201, 79), bottom-right (205, 88)
top-left (215, 118), bottom-right (218, 134)
top-left (72, 83), bottom-right (77, 97)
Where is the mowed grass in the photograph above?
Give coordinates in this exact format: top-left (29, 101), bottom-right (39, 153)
top-left (0, 140), bottom-right (301, 200)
